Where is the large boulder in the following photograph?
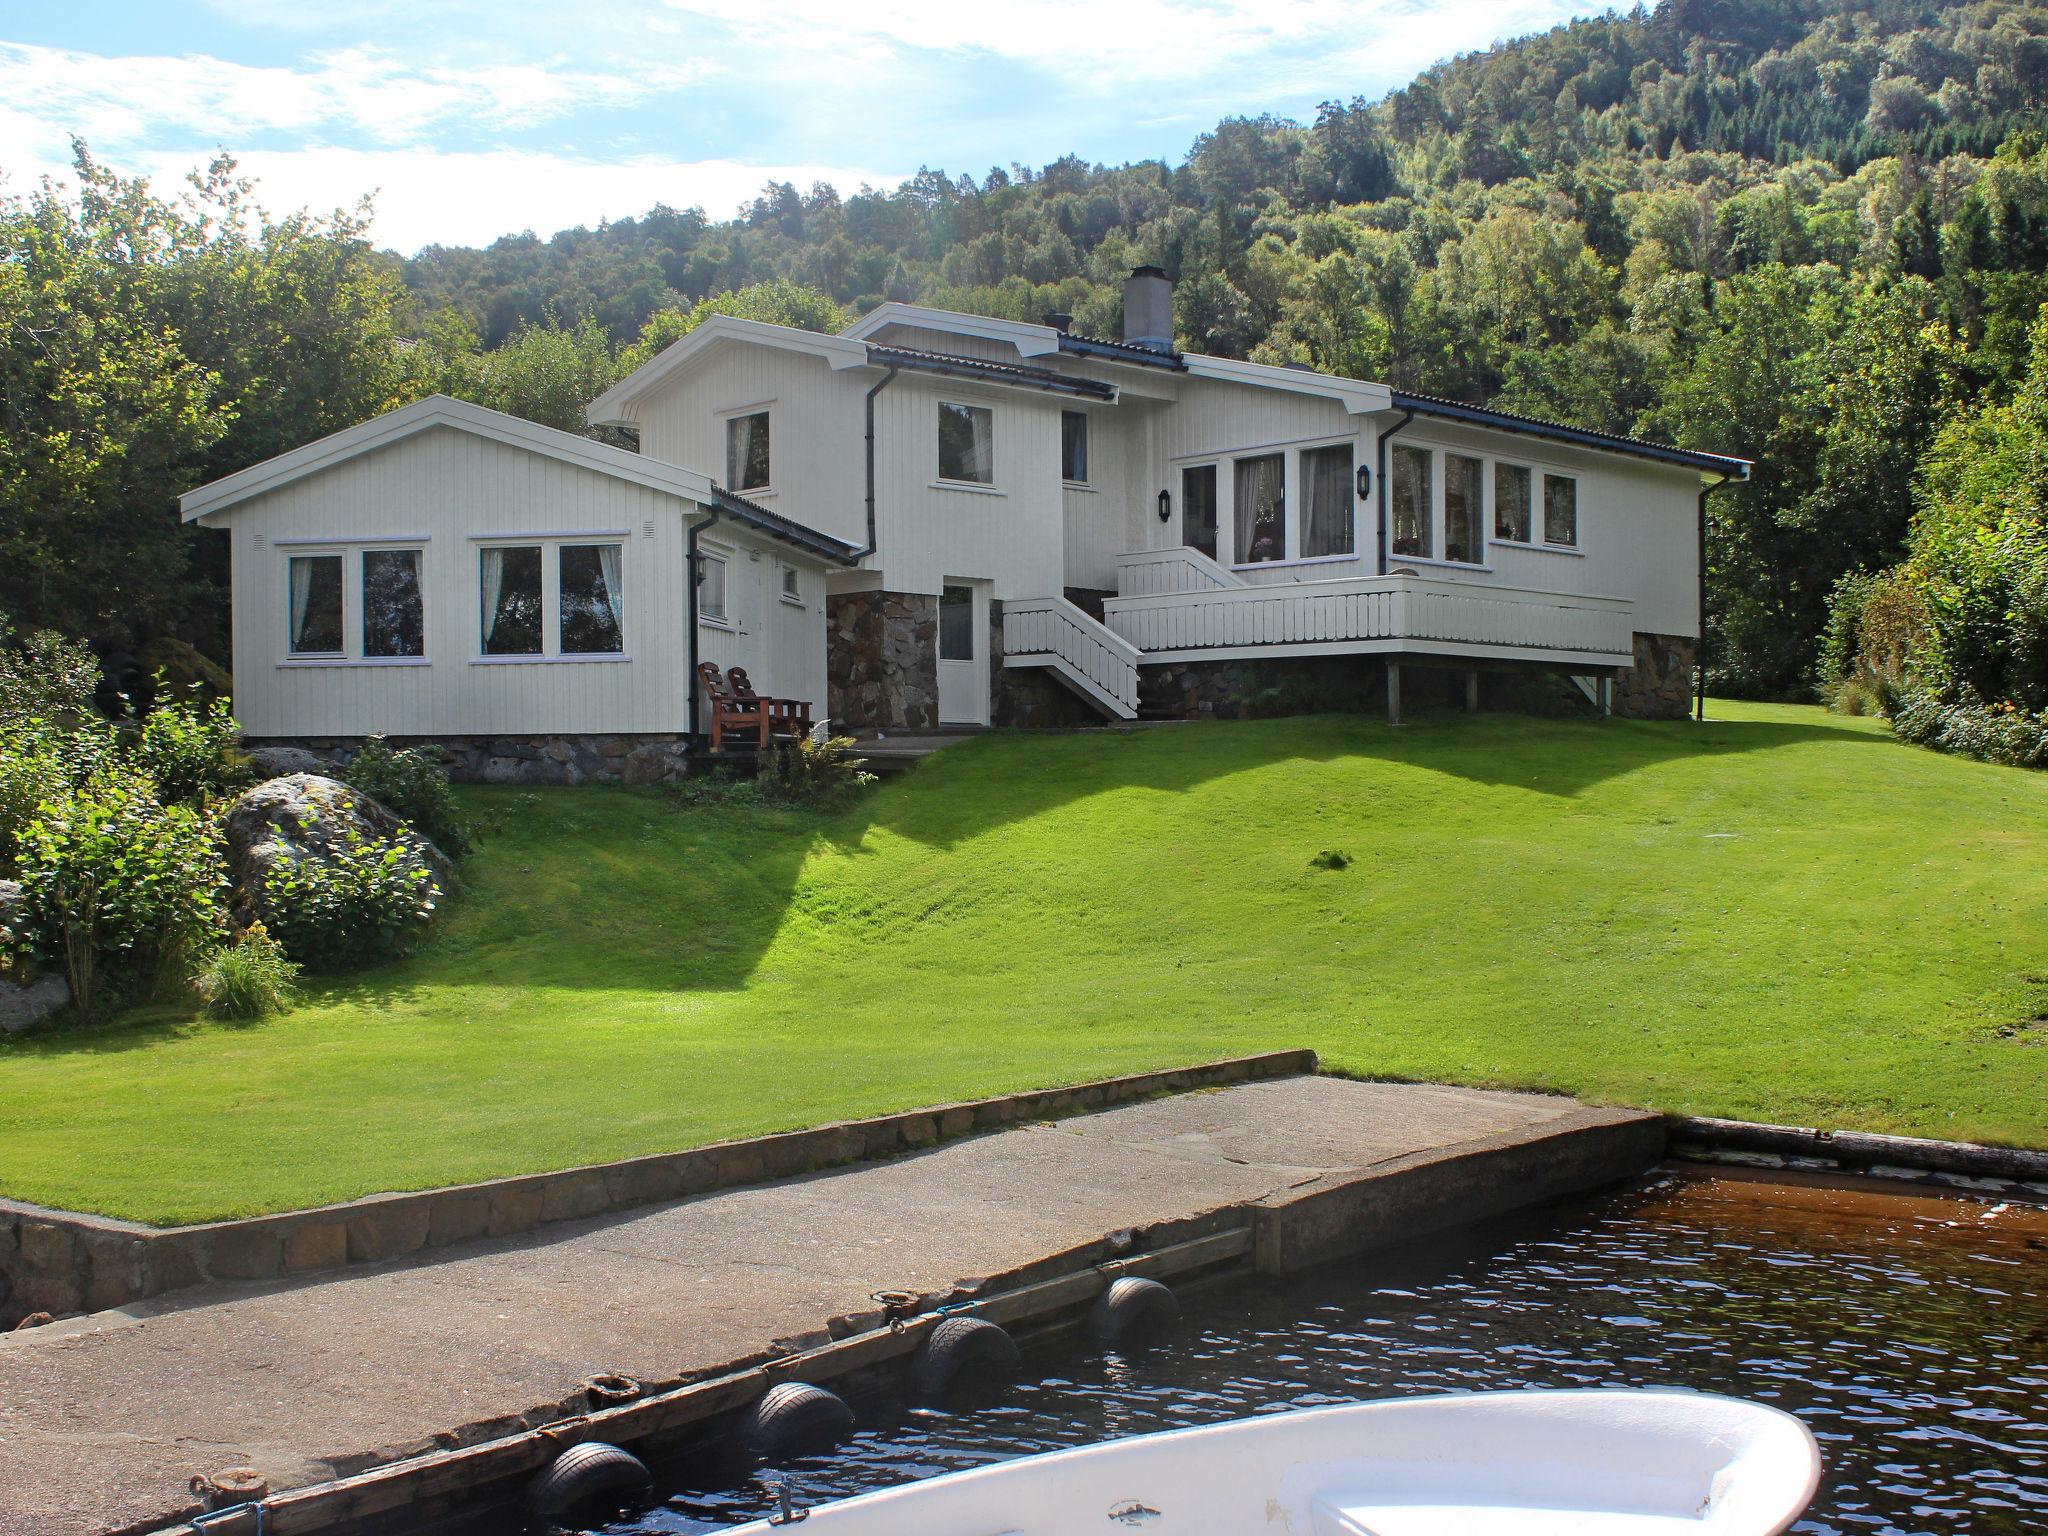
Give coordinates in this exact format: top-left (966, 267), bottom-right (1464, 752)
top-left (245, 745), bottom-right (332, 779)
top-left (0, 972), bottom-right (69, 1033)
top-left (223, 775), bottom-right (455, 922)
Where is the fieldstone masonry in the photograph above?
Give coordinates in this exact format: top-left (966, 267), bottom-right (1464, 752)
top-left (252, 733), bottom-right (693, 785)
top-left (1614, 631), bottom-right (1698, 719)
top-left (827, 590), bottom-right (938, 731)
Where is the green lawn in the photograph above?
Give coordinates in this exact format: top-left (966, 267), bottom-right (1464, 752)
top-left (3, 701), bottom-right (2046, 1224)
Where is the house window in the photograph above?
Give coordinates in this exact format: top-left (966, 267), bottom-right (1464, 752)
top-left (1444, 453), bottom-right (1484, 565)
top-left (1183, 464), bottom-right (1218, 560)
top-left (938, 583), bottom-right (974, 661)
top-left (1061, 410), bottom-right (1088, 483)
top-left (287, 554), bottom-right (344, 655)
top-left (1389, 444), bottom-right (1433, 560)
top-left (1301, 444), bottom-right (1354, 559)
top-left (361, 549), bottom-right (424, 658)
top-left (480, 545), bottom-right (544, 655)
top-left (558, 543), bottom-right (624, 654)
top-left (1543, 473), bottom-right (1579, 547)
top-left (780, 563), bottom-right (802, 603)
top-left (726, 411), bottom-right (770, 492)
top-left (1494, 464), bottom-right (1533, 542)
top-left (1233, 453), bottom-right (1285, 564)
top-left (938, 401), bottom-right (994, 484)
top-left (698, 552), bottom-right (729, 623)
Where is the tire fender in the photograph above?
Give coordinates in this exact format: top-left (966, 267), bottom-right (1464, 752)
top-left (911, 1315), bottom-right (1021, 1401)
top-left (1092, 1275), bottom-right (1180, 1343)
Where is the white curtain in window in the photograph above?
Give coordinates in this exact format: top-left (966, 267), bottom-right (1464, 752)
top-left (1302, 446), bottom-right (1354, 558)
top-left (480, 547), bottom-right (505, 647)
top-left (962, 408), bottom-right (993, 481)
top-left (598, 543), bottom-right (623, 632)
top-left (1233, 455), bottom-right (1285, 563)
top-left (290, 557), bottom-right (315, 648)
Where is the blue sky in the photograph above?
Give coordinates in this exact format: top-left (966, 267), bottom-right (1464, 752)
top-left (1, 1), bottom-right (1600, 255)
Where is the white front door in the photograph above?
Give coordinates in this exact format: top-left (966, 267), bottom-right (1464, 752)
top-left (937, 580), bottom-right (987, 725)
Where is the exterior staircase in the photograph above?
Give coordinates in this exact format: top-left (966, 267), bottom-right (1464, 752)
top-left (1001, 596), bottom-right (1140, 720)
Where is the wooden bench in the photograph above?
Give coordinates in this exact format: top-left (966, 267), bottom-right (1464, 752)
top-left (696, 662), bottom-right (770, 751)
top-left (728, 667), bottom-right (813, 737)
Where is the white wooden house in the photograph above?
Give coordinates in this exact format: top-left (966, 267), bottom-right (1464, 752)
top-left (186, 270), bottom-right (1750, 779)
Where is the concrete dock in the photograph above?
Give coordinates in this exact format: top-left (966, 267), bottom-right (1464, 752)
top-left (0, 1077), bottom-right (1660, 1536)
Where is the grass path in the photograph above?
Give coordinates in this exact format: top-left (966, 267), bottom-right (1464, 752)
top-left (3, 701), bottom-right (2045, 1223)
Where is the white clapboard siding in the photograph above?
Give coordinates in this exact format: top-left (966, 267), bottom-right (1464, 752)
top-left (1103, 572), bottom-right (1634, 666)
top-left (1001, 597), bottom-right (1140, 718)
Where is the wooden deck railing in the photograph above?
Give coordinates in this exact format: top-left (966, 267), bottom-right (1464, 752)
top-left (1001, 596), bottom-right (1142, 718)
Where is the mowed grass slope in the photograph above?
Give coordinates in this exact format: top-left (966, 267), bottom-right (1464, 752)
top-left (3, 701), bottom-right (2045, 1223)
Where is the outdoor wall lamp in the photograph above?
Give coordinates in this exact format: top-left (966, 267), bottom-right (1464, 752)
top-left (1157, 488), bottom-right (1173, 523)
top-left (1355, 464), bottom-right (1373, 501)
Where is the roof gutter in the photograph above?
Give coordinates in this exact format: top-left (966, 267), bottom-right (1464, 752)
top-left (1374, 408), bottom-right (1417, 576)
top-left (865, 346), bottom-right (1116, 401)
top-left (1388, 391), bottom-right (1751, 479)
top-left (1695, 471), bottom-right (1738, 723)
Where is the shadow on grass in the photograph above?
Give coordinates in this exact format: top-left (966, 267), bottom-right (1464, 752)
top-left (11, 707), bottom-right (1891, 1059)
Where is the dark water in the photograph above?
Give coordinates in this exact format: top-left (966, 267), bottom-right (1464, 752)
top-left (619, 1172), bottom-right (2048, 1536)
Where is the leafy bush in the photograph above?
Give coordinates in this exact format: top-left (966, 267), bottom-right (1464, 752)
top-left (341, 736), bottom-right (474, 856)
top-left (0, 629), bottom-right (101, 733)
top-left (193, 921), bottom-right (299, 1020)
top-left (12, 767), bottom-right (226, 1020)
top-left (254, 816), bottom-right (437, 970)
top-left (133, 682), bottom-right (250, 807)
top-left (758, 734), bottom-right (874, 805)
top-left (1892, 690), bottom-right (2048, 768)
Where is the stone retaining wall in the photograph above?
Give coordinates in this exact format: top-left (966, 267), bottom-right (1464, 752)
top-left (0, 1050), bottom-right (1314, 1327)
top-left (250, 733), bottom-right (693, 786)
top-left (827, 590), bottom-right (938, 731)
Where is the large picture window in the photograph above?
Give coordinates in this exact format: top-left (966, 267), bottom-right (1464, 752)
top-left (1061, 411), bottom-right (1088, 483)
top-left (726, 411), bottom-right (770, 492)
top-left (1444, 453), bottom-right (1484, 565)
top-left (558, 543), bottom-right (624, 654)
top-left (479, 545), bottom-right (543, 655)
top-left (1233, 453), bottom-right (1285, 564)
top-left (1543, 473), bottom-right (1579, 547)
top-left (1494, 463), bottom-right (1532, 542)
top-left (288, 554), bottom-right (344, 655)
top-left (1301, 444), bottom-right (1354, 559)
top-left (1389, 444), bottom-right (1432, 560)
top-left (938, 401), bottom-right (994, 484)
top-left (1183, 464), bottom-right (1218, 560)
top-left (361, 549), bottom-right (424, 658)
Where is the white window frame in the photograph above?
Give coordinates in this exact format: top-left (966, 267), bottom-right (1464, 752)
top-left (275, 538), bottom-right (431, 668)
top-left (1490, 459), bottom-right (1538, 546)
top-left (1387, 440), bottom-right (1597, 570)
top-left (471, 532), bottom-right (630, 665)
top-left (718, 402), bottom-right (776, 497)
top-left (698, 544), bottom-right (732, 627)
top-left (1541, 470), bottom-right (1581, 549)
top-left (935, 399), bottom-right (997, 489)
top-left (1061, 409), bottom-right (1090, 486)
top-left (778, 560), bottom-right (803, 607)
top-left (1297, 438), bottom-right (1360, 563)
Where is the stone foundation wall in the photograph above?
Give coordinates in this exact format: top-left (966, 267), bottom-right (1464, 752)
top-left (989, 600), bottom-right (1109, 729)
top-left (1142, 655), bottom-right (1393, 720)
top-left (1614, 631), bottom-right (1698, 719)
top-left (249, 734), bottom-right (692, 786)
top-left (827, 590), bottom-right (937, 731)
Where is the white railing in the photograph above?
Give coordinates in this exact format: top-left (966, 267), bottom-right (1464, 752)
top-left (1103, 572), bottom-right (1634, 663)
top-left (1002, 596), bottom-right (1141, 718)
top-left (1114, 546), bottom-right (1246, 597)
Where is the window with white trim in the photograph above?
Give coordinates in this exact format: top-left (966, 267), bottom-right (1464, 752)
top-left (1300, 443), bottom-right (1355, 559)
top-left (287, 554), bottom-right (344, 655)
top-left (1543, 473), bottom-right (1579, 547)
top-left (1061, 410), bottom-right (1088, 483)
top-left (699, 551), bottom-right (729, 623)
top-left (938, 401), bottom-right (994, 484)
top-left (726, 411), bottom-right (771, 492)
top-left (558, 543), bottom-right (624, 654)
top-left (1494, 463), bottom-right (1533, 543)
top-left (361, 548), bottom-right (424, 658)
top-left (480, 546), bottom-right (544, 655)
top-left (478, 538), bottom-right (625, 658)
top-left (1389, 444), bottom-right (1433, 560)
top-left (780, 562), bottom-right (802, 604)
top-left (1233, 452), bottom-right (1285, 564)
top-left (1444, 453), bottom-right (1485, 565)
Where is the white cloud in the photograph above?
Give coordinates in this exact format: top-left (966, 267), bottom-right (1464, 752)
top-left (7, 143), bottom-right (902, 254)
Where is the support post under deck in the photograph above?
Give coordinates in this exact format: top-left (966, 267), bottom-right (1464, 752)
top-left (1386, 660), bottom-right (1402, 725)
top-left (1465, 669), bottom-right (1480, 712)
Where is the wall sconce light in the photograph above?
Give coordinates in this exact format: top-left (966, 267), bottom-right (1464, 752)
top-left (1355, 464), bottom-right (1373, 501)
top-left (1157, 488), bottom-right (1173, 523)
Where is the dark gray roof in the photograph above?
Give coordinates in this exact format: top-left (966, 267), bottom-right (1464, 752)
top-left (1057, 333), bottom-right (1186, 370)
top-left (1389, 392), bottom-right (1751, 479)
top-left (709, 487), bottom-right (864, 564)
top-left (866, 344), bottom-right (1118, 401)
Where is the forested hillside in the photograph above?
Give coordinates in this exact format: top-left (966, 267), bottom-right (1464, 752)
top-left (4, 0), bottom-right (2046, 719)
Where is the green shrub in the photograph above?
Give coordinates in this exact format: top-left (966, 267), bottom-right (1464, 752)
top-left (254, 817), bottom-right (437, 970)
top-left (133, 683), bottom-right (250, 807)
top-left (1892, 690), bottom-right (2048, 769)
top-left (342, 736), bottom-right (474, 856)
top-left (193, 921), bottom-right (299, 1020)
top-left (758, 734), bottom-right (874, 805)
top-left (0, 735), bottom-right (61, 877)
top-left (13, 767), bottom-right (227, 1020)
top-left (0, 629), bottom-right (101, 733)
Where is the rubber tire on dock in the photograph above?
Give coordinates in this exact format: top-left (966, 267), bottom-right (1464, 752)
top-left (911, 1316), bottom-right (1022, 1402)
top-left (1092, 1276), bottom-right (1180, 1344)
top-left (524, 1441), bottom-right (653, 1529)
top-left (740, 1381), bottom-right (856, 1457)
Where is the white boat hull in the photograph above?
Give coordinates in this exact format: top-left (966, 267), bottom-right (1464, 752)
top-left (731, 1389), bottom-right (1821, 1536)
